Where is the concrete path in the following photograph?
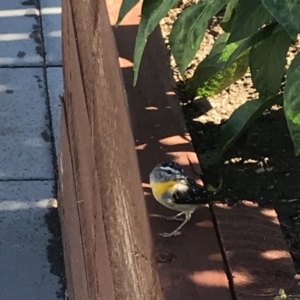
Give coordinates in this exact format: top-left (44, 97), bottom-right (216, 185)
top-left (0, 0), bottom-right (64, 299)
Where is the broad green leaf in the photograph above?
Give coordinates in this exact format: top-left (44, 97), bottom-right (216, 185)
top-left (194, 51), bottom-right (249, 97)
top-left (133, 0), bottom-right (179, 86)
top-left (221, 0), bottom-right (238, 32)
top-left (222, 0), bottom-right (238, 23)
top-left (185, 33), bottom-right (231, 98)
top-left (224, 22), bottom-right (278, 68)
top-left (186, 34), bottom-right (249, 98)
top-left (169, 0), bottom-right (228, 76)
top-left (228, 0), bottom-right (273, 43)
top-left (219, 94), bottom-right (282, 151)
top-left (209, 32), bottom-right (230, 56)
top-left (250, 28), bottom-right (291, 97)
top-left (201, 94), bottom-right (282, 166)
top-left (261, 0), bottom-right (300, 39)
top-left (284, 52), bottom-right (300, 156)
top-left (115, 0), bottom-right (139, 26)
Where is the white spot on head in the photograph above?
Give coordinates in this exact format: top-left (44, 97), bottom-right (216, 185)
top-left (159, 166), bottom-right (176, 173)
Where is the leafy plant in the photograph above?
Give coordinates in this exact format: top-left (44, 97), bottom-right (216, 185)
top-left (116, 0), bottom-right (300, 164)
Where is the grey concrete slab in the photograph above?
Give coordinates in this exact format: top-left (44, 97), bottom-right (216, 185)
top-left (0, 0), bottom-right (36, 9)
top-left (46, 67), bottom-right (63, 158)
top-left (40, 0), bottom-right (62, 65)
top-left (0, 180), bottom-right (62, 300)
top-left (0, 68), bottom-right (54, 179)
top-left (0, 1), bottom-right (43, 66)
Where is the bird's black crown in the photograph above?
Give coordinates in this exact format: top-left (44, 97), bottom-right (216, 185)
top-left (160, 161), bottom-right (183, 172)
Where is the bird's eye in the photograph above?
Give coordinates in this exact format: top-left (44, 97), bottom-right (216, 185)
top-left (166, 170), bottom-right (172, 175)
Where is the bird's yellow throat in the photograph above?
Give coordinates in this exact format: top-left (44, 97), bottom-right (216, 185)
top-left (150, 180), bottom-right (179, 199)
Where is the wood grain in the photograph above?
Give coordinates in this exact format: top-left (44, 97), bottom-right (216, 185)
top-left (214, 201), bottom-right (298, 299)
top-left (60, 0), bottom-right (163, 298)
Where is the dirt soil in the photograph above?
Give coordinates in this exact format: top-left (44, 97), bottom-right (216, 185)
top-left (160, 1), bottom-right (300, 272)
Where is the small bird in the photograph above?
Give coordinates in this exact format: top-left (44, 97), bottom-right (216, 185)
top-left (149, 161), bottom-right (226, 237)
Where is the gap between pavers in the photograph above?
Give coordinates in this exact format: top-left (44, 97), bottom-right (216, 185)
top-left (40, 0), bottom-right (62, 66)
top-left (46, 67), bottom-right (63, 158)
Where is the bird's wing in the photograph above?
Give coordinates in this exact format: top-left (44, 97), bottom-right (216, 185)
top-left (172, 178), bottom-right (225, 205)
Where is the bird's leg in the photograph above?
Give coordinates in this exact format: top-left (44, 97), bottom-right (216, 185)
top-left (160, 212), bottom-right (192, 238)
top-left (164, 212), bottom-right (185, 222)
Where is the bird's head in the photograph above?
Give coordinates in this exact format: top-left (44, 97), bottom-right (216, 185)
top-left (149, 161), bottom-right (187, 184)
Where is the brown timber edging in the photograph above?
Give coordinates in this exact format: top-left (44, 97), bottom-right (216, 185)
top-left (59, 0), bottom-right (162, 299)
top-left (213, 202), bottom-right (299, 299)
top-left (58, 0), bottom-right (299, 299)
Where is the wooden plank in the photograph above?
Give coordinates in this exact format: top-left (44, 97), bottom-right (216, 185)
top-left (58, 99), bottom-right (89, 300)
top-left (107, 2), bottom-right (234, 299)
top-left (61, 0), bottom-right (164, 299)
top-left (60, 0), bottom-right (115, 299)
top-left (214, 201), bottom-right (298, 299)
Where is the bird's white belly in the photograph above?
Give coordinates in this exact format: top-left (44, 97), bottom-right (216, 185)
top-left (160, 194), bottom-right (198, 213)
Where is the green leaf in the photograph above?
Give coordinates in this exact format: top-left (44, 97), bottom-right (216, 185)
top-left (169, 0), bottom-right (228, 76)
top-left (261, 0), bottom-right (300, 39)
top-left (219, 94), bottom-right (282, 151)
top-left (224, 22), bottom-right (278, 68)
top-left (284, 52), bottom-right (300, 156)
top-left (209, 32), bottom-right (231, 56)
top-left (186, 34), bottom-right (249, 98)
top-left (222, 0), bottom-right (238, 24)
top-left (201, 94), bottom-right (282, 166)
top-left (250, 28), bottom-right (291, 97)
top-left (185, 33), bottom-right (230, 98)
top-left (133, 0), bottom-right (179, 86)
top-left (115, 0), bottom-right (139, 26)
top-left (195, 51), bottom-right (249, 97)
top-left (186, 33), bottom-right (231, 97)
top-left (228, 0), bottom-right (273, 43)
top-left (221, 0), bottom-right (238, 32)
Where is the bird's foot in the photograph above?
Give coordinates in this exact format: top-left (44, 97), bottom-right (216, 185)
top-left (164, 215), bottom-right (185, 222)
top-left (159, 230), bottom-right (182, 238)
